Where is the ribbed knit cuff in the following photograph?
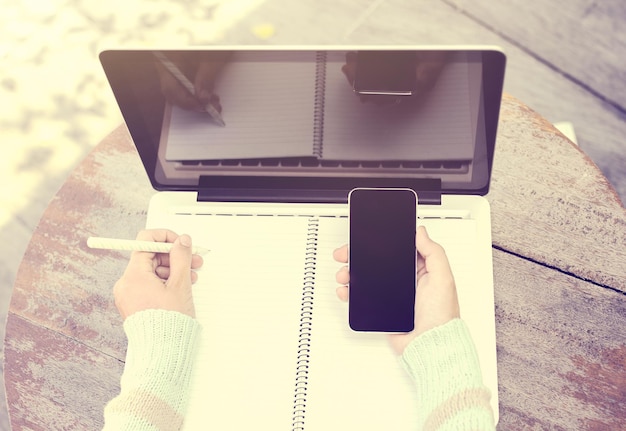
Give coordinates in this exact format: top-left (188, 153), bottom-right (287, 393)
top-left (121, 309), bottom-right (201, 411)
top-left (400, 319), bottom-right (490, 425)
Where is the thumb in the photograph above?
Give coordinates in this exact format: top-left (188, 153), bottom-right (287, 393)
top-left (415, 226), bottom-right (450, 273)
top-left (415, 226), bottom-right (435, 255)
top-left (167, 234), bottom-right (193, 289)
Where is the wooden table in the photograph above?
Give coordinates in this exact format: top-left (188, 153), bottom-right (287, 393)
top-left (4, 94), bottom-right (625, 430)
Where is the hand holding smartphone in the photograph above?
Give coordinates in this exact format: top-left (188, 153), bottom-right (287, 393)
top-left (348, 188), bottom-right (417, 332)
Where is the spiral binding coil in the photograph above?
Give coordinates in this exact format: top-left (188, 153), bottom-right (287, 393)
top-left (311, 51), bottom-right (327, 159)
top-left (292, 218), bottom-right (319, 430)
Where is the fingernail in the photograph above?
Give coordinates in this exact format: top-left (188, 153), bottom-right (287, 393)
top-left (179, 234), bottom-right (191, 248)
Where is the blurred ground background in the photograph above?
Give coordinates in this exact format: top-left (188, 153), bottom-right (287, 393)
top-left (1, 0), bottom-right (624, 428)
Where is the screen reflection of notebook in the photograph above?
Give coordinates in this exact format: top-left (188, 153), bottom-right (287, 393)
top-left (100, 46), bottom-right (506, 430)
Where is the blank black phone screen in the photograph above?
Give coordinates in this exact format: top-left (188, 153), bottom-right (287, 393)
top-left (348, 188), bottom-right (417, 332)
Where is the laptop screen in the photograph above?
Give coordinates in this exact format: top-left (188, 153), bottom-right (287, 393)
top-left (100, 48), bottom-right (505, 201)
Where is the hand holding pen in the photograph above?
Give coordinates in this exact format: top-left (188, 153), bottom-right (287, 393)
top-left (101, 229), bottom-right (205, 320)
top-left (154, 51), bottom-right (229, 126)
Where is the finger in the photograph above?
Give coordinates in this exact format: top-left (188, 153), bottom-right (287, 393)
top-left (126, 229), bottom-right (179, 270)
top-left (333, 244), bottom-right (348, 263)
top-left (155, 265), bottom-right (169, 280)
top-left (155, 266), bottom-right (199, 284)
top-left (132, 229), bottom-right (202, 269)
top-left (135, 228), bottom-right (179, 243)
top-left (191, 254), bottom-right (204, 269)
top-left (166, 234), bottom-right (193, 289)
top-left (415, 228), bottom-right (426, 274)
top-left (157, 253), bottom-right (204, 270)
top-left (415, 226), bottom-right (451, 273)
top-left (336, 285), bottom-right (349, 302)
top-left (335, 265), bottom-right (350, 285)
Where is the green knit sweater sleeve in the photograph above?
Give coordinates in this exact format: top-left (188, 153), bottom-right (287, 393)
top-left (103, 309), bottom-right (200, 431)
top-left (400, 319), bottom-right (495, 431)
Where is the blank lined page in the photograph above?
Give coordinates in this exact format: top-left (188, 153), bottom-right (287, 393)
top-left (164, 52), bottom-right (318, 161)
top-left (153, 215), bottom-right (310, 430)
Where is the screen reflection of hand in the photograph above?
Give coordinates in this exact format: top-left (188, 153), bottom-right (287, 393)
top-left (155, 51), bottom-right (231, 114)
top-left (341, 51), bottom-right (448, 105)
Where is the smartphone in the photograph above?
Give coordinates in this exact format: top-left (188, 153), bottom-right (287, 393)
top-left (353, 51), bottom-right (416, 96)
top-left (348, 188), bottom-right (417, 332)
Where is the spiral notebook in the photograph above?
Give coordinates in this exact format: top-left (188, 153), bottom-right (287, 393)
top-left (145, 194), bottom-right (499, 430)
top-left (163, 51), bottom-right (476, 162)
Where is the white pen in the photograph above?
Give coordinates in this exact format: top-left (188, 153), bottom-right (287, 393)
top-left (153, 51), bottom-right (226, 127)
top-left (87, 237), bottom-right (210, 255)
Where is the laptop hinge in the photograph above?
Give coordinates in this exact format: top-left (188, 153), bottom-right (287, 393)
top-left (197, 176), bottom-right (441, 205)
top-left (416, 189), bottom-right (442, 205)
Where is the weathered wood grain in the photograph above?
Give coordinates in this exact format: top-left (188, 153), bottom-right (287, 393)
top-left (3, 315), bottom-right (122, 430)
top-left (492, 248), bottom-right (626, 430)
top-left (7, 126), bottom-right (153, 360)
top-left (489, 94), bottom-right (626, 291)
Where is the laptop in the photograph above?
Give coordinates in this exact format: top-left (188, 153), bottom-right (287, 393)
top-left (100, 46), bottom-right (506, 429)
